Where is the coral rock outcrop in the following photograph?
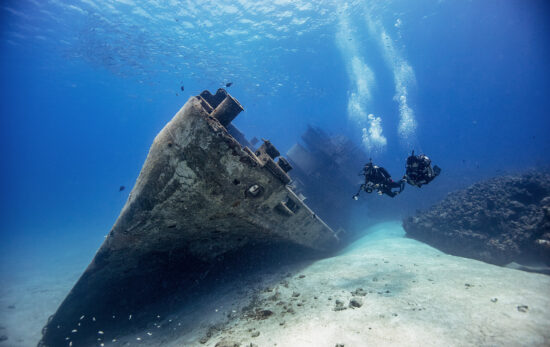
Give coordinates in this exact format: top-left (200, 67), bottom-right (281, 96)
top-left (403, 171), bottom-right (550, 266)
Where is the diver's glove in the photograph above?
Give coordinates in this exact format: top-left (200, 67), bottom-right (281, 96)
top-left (352, 194), bottom-right (359, 200)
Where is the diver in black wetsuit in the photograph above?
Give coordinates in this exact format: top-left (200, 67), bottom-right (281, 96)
top-left (403, 150), bottom-right (441, 187)
top-left (353, 160), bottom-right (405, 199)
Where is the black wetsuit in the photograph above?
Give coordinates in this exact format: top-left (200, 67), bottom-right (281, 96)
top-left (404, 152), bottom-right (441, 187)
top-left (354, 163), bottom-right (404, 198)
top-left (378, 179), bottom-right (404, 198)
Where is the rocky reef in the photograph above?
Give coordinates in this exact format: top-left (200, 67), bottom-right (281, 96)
top-left (403, 171), bottom-right (550, 267)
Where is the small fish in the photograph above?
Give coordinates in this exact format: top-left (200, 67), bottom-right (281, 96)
top-left (225, 82), bottom-right (233, 87)
top-left (119, 186), bottom-right (125, 192)
top-left (180, 85), bottom-right (184, 91)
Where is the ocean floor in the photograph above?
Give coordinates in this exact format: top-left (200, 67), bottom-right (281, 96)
top-left (0, 230), bottom-right (100, 347)
top-left (1, 221), bottom-right (550, 346)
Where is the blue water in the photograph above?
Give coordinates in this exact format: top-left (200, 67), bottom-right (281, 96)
top-left (0, 0), bottom-right (549, 342)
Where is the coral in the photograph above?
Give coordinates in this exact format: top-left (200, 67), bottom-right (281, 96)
top-left (403, 171), bottom-right (550, 266)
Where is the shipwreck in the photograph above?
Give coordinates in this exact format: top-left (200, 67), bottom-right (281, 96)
top-left (286, 126), bottom-right (369, 237)
top-left (38, 89), bottom-right (339, 346)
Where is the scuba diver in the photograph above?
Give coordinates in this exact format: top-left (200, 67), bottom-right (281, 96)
top-left (403, 150), bottom-right (441, 187)
top-left (353, 160), bottom-right (405, 199)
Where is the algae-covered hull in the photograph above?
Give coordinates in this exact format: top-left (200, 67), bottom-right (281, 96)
top-left (38, 89), bottom-right (338, 346)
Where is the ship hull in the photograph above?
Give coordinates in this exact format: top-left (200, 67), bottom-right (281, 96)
top-left (38, 91), bottom-right (338, 346)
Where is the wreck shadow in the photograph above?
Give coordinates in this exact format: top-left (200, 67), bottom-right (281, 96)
top-left (40, 241), bottom-right (326, 346)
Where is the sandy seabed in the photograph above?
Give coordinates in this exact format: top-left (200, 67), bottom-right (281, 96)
top-left (1, 221), bottom-right (549, 347)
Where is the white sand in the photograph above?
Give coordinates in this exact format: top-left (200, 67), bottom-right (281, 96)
top-left (170, 222), bottom-right (550, 347)
top-left (1, 221), bottom-right (549, 347)
top-left (0, 237), bottom-right (98, 347)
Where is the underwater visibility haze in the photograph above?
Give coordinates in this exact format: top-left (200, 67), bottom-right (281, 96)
top-left (1, 0), bottom-right (550, 346)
